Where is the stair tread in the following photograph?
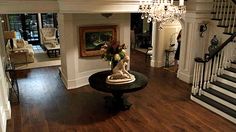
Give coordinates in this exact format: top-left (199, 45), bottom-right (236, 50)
top-left (226, 67), bottom-right (236, 73)
top-left (193, 94), bottom-right (236, 118)
top-left (212, 81), bottom-right (236, 93)
top-left (219, 74), bottom-right (236, 83)
top-left (204, 88), bottom-right (236, 105)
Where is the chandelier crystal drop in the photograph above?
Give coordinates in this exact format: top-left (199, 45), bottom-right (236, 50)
top-left (139, 0), bottom-right (186, 27)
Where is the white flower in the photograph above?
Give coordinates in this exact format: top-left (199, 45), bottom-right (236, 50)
top-left (114, 54), bottom-right (121, 61)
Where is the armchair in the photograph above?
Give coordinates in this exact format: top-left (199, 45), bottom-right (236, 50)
top-left (4, 31), bottom-right (34, 64)
top-left (40, 28), bottom-right (58, 46)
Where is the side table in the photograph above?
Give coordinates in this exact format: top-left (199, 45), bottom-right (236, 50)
top-left (5, 63), bottom-right (20, 103)
top-left (165, 49), bottom-right (175, 67)
top-left (89, 70), bottom-right (148, 111)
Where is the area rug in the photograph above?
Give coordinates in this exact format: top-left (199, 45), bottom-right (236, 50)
top-left (15, 52), bottom-right (61, 70)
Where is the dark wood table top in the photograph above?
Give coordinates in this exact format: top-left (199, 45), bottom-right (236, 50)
top-left (89, 70), bottom-right (148, 94)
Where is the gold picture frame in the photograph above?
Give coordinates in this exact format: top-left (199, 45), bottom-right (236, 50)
top-left (79, 25), bottom-right (117, 57)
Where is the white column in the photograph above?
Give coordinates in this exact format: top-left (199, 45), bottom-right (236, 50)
top-left (37, 13), bottom-right (43, 44)
top-left (177, 13), bottom-right (207, 83)
top-left (0, 19), bottom-right (11, 132)
top-left (58, 13), bottom-right (78, 89)
top-left (151, 21), bottom-right (157, 67)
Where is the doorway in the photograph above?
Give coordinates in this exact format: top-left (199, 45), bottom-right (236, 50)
top-left (8, 14), bottom-right (40, 45)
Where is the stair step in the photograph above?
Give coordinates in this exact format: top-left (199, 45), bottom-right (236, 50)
top-left (226, 67), bottom-right (236, 73)
top-left (211, 11), bottom-right (235, 14)
top-left (204, 88), bottom-right (236, 105)
top-left (193, 94), bottom-right (236, 118)
top-left (212, 18), bottom-right (222, 21)
top-left (218, 25), bottom-right (236, 28)
top-left (212, 81), bottom-right (236, 94)
top-left (223, 32), bottom-right (236, 35)
top-left (219, 74), bottom-right (236, 83)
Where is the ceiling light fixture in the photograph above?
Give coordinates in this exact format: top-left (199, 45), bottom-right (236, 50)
top-left (138, 0), bottom-right (186, 28)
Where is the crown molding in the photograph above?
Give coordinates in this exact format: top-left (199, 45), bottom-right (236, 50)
top-left (0, 1), bottom-right (59, 14)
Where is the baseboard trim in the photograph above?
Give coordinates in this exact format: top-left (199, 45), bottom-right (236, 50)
top-left (63, 68), bottom-right (109, 90)
top-left (4, 101), bottom-right (11, 119)
top-left (177, 71), bottom-right (192, 84)
top-left (150, 60), bottom-right (157, 67)
top-left (191, 95), bottom-right (236, 124)
top-left (0, 106), bottom-right (7, 132)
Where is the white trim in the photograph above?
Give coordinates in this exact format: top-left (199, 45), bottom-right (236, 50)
top-left (150, 60), bottom-right (158, 67)
top-left (224, 70), bottom-right (236, 79)
top-left (4, 101), bottom-right (11, 120)
top-left (217, 77), bottom-right (236, 89)
top-left (231, 64), bottom-right (236, 69)
top-left (191, 95), bottom-right (236, 124)
top-left (62, 68), bottom-right (109, 90)
top-left (203, 91), bottom-right (236, 110)
top-left (209, 83), bottom-right (236, 99)
top-left (177, 71), bottom-right (193, 84)
top-left (0, 106), bottom-right (7, 132)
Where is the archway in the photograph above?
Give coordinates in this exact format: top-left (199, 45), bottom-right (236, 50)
top-left (151, 19), bottom-right (184, 73)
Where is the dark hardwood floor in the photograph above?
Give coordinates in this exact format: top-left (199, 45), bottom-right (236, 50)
top-left (7, 50), bottom-right (236, 132)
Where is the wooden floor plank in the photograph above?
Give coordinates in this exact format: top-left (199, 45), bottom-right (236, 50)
top-left (7, 50), bottom-right (236, 131)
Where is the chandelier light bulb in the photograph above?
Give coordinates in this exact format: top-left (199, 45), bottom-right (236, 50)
top-left (138, 0), bottom-right (186, 25)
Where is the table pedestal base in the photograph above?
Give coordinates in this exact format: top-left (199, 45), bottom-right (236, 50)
top-left (104, 92), bottom-right (132, 111)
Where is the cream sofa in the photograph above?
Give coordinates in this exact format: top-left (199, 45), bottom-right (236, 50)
top-left (6, 39), bottom-right (35, 64)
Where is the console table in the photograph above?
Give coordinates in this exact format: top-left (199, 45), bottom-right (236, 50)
top-left (165, 49), bottom-right (175, 67)
top-left (89, 70), bottom-right (148, 111)
top-left (5, 63), bottom-right (20, 103)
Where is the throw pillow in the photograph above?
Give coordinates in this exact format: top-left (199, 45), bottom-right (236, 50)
top-left (16, 39), bottom-right (26, 48)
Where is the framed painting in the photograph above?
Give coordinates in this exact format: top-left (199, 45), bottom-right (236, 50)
top-left (79, 25), bottom-right (117, 57)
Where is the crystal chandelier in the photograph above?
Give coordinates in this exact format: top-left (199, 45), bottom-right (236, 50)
top-left (139, 0), bottom-right (186, 26)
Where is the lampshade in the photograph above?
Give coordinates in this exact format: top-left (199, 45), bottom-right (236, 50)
top-left (4, 31), bottom-right (16, 40)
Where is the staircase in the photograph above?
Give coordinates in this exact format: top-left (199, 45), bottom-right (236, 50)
top-left (191, 0), bottom-right (236, 124)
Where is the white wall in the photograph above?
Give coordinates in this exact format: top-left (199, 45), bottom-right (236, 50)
top-left (0, 19), bottom-right (11, 132)
top-left (59, 13), bottom-right (131, 89)
top-left (152, 21), bottom-right (182, 67)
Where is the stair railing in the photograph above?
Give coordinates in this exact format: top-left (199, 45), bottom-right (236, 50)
top-left (212, 0), bottom-right (236, 34)
top-left (192, 33), bottom-right (236, 96)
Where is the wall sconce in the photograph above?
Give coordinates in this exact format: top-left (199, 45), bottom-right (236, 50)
top-left (200, 22), bottom-right (208, 37)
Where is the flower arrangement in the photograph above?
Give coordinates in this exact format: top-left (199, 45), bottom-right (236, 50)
top-left (101, 40), bottom-right (127, 68)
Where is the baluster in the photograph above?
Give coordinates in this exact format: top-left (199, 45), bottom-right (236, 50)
top-left (227, 4), bottom-right (234, 33)
top-left (227, 44), bottom-right (232, 67)
top-left (222, 47), bottom-right (228, 69)
top-left (212, 56), bottom-right (217, 81)
top-left (218, 50), bottom-right (224, 75)
top-left (229, 42), bottom-right (234, 62)
top-left (199, 63), bottom-right (203, 96)
top-left (231, 8), bottom-right (236, 33)
top-left (213, 0), bottom-right (216, 13)
top-left (215, 53), bottom-right (220, 76)
top-left (207, 60), bottom-right (212, 88)
top-left (225, 0), bottom-right (231, 26)
top-left (203, 62), bottom-right (208, 89)
top-left (219, 0), bottom-right (223, 19)
top-left (216, 0), bottom-right (221, 19)
top-left (221, 0), bottom-right (227, 26)
top-left (192, 63), bottom-right (197, 94)
top-left (195, 63), bottom-right (200, 95)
